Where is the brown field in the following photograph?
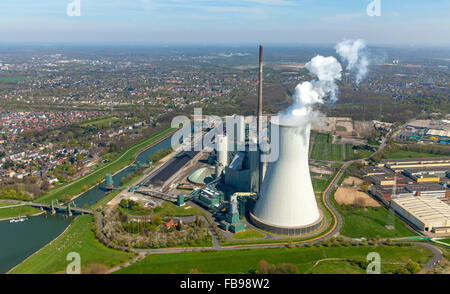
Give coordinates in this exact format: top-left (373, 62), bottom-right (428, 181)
top-left (335, 187), bottom-right (380, 207)
top-left (342, 176), bottom-right (364, 186)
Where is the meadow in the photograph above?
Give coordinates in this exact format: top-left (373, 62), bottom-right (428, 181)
top-left (116, 243), bottom-right (432, 274)
top-left (0, 203), bottom-right (41, 220)
top-left (310, 133), bottom-right (344, 161)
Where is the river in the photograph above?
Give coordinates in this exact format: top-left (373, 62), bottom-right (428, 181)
top-left (0, 134), bottom-right (173, 274)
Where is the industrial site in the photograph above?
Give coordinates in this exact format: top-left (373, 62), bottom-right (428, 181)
top-left (97, 45), bottom-right (450, 249)
top-left (2, 0), bottom-right (450, 284)
top-left (104, 46), bottom-right (330, 241)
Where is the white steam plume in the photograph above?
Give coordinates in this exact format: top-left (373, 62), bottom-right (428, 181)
top-left (277, 39), bottom-right (369, 127)
top-left (335, 39), bottom-right (369, 85)
top-left (278, 55), bottom-right (342, 126)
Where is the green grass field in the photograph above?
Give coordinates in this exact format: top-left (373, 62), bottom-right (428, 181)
top-left (336, 203), bottom-right (414, 239)
top-left (310, 133), bottom-right (344, 161)
top-left (383, 150), bottom-right (446, 159)
top-left (155, 202), bottom-right (204, 217)
top-left (36, 127), bottom-right (175, 204)
top-left (0, 76), bottom-right (28, 83)
top-left (115, 244), bottom-right (432, 274)
top-left (311, 176), bottom-right (332, 192)
top-left (344, 144), bottom-right (373, 160)
top-left (81, 116), bottom-right (119, 127)
top-left (0, 204), bottom-right (41, 220)
top-left (232, 229), bottom-right (266, 240)
top-left (10, 215), bottom-right (135, 274)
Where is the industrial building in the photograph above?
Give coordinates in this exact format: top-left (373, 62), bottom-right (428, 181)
top-left (365, 157), bottom-right (450, 203)
top-left (392, 196), bottom-right (450, 234)
top-left (396, 119), bottom-right (450, 145)
top-left (382, 157), bottom-right (450, 173)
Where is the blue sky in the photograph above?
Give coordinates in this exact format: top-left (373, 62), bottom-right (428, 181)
top-left (0, 0), bottom-right (449, 45)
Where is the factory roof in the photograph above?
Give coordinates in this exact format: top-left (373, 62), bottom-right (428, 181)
top-left (372, 185), bottom-right (412, 196)
top-left (368, 173), bottom-right (410, 184)
top-left (392, 196), bottom-right (450, 224)
top-left (405, 183), bottom-right (448, 192)
top-left (361, 166), bottom-right (391, 176)
top-left (383, 157), bottom-right (450, 164)
top-left (407, 119), bottom-right (450, 129)
top-left (403, 166), bottom-right (449, 174)
top-left (427, 129), bottom-right (450, 138)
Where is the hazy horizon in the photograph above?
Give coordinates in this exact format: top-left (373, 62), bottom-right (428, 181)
top-left (0, 0), bottom-right (449, 46)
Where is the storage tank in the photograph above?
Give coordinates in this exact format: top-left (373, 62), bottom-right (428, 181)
top-left (250, 118), bottom-right (323, 235)
top-left (105, 174), bottom-right (114, 190)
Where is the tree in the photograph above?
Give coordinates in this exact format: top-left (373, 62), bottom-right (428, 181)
top-left (60, 194), bottom-right (72, 203)
top-left (257, 260), bottom-right (299, 274)
top-left (257, 260), bottom-right (272, 274)
top-left (151, 214), bottom-right (162, 226)
top-left (406, 261), bottom-right (421, 274)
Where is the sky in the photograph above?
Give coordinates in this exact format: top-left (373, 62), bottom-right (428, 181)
top-left (0, 0), bottom-right (449, 46)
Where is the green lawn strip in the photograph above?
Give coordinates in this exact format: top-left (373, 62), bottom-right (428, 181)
top-left (36, 127), bottom-right (175, 204)
top-left (312, 177), bottom-right (332, 192)
top-left (10, 215), bottom-right (135, 274)
top-left (433, 238), bottom-right (450, 246)
top-left (383, 150), bottom-right (446, 159)
top-left (115, 244), bottom-right (432, 274)
top-left (0, 205), bottom-right (41, 220)
top-left (232, 229), bottom-right (266, 240)
top-left (0, 202), bottom-right (17, 207)
top-left (331, 193), bottom-right (414, 239)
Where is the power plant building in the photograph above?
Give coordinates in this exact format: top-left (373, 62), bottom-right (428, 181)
top-left (224, 149), bottom-right (259, 193)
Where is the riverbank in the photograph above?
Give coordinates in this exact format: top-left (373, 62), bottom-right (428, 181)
top-left (6, 216), bottom-right (74, 274)
top-left (9, 215), bottom-right (135, 274)
top-left (35, 127), bottom-right (175, 204)
top-left (0, 201), bottom-right (42, 221)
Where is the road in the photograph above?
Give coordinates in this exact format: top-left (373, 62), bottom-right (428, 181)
top-left (414, 242), bottom-right (443, 270)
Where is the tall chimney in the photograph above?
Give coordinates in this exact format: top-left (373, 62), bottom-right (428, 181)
top-left (257, 45), bottom-right (263, 191)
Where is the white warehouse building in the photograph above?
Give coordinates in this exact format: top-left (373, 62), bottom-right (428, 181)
top-left (392, 196), bottom-right (450, 234)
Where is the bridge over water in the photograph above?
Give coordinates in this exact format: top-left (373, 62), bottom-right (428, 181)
top-left (0, 199), bottom-right (94, 216)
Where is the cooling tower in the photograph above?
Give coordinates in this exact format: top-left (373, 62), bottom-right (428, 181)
top-left (250, 120), bottom-right (323, 235)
